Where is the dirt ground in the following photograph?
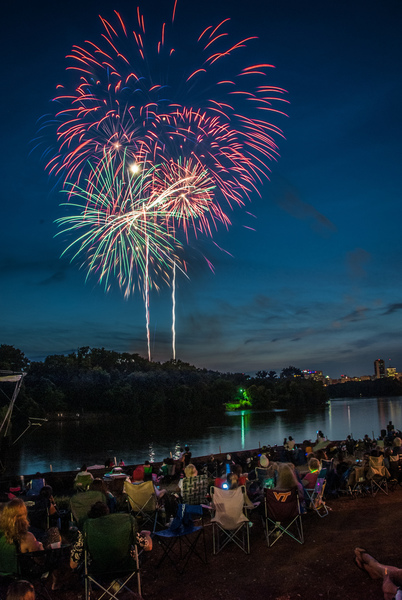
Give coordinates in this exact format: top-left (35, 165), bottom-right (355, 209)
top-left (2, 485), bottom-right (402, 600)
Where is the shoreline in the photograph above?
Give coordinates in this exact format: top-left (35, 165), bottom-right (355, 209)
top-left (0, 451), bottom-right (400, 599)
top-left (1, 439), bottom-right (335, 495)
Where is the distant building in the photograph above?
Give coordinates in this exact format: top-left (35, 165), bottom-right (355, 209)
top-left (387, 367), bottom-right (397, 378)
top-left (302, 369), bottom-right (324, 382)
top-left (374, 359), bottom-right (386, 379)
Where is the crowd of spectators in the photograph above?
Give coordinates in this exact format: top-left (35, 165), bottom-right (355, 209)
top-left (2, 426), bottom-right (402, 598)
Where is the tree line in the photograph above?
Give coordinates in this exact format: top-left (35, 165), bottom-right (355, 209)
top-left (0, 345), bottom-right (328, 427)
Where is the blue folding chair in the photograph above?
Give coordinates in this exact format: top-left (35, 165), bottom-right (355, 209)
top-left (153, 504), bottom-right (207, 574)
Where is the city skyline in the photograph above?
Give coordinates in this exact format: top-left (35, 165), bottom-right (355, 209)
top-left (1, 0), bottom-right (401, 379)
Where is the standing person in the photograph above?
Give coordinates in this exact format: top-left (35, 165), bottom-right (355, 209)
top-left (181, 446), bottom-right (192, 468)
top-left (284, 436), bottom-right (296, 462)
top-left (387, 420), bottom-right (395, 435)
top-left (285, 436), bottom-right (296, 450)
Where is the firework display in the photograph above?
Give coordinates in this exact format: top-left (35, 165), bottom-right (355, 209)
top-left (46, 2), bottom-right (286, 357)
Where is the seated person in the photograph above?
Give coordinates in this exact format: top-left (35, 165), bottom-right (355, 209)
top-left (179, 463), bottom-right (198, 491)
top-left (42, 526), bottom-right (62, 549)
top-left (70, 501), bottom-right (152, 570)
top-left (254, 455), bottom-right (278, 489)
top-left (231, 463), bottom-right (248, 486)
top-left (251, 454), bottom-right (270, 483)
top-left (131, 465), bottom-right (165, 499)
top-left (354, 547), bottom-right (402, 600)
top-left (132, 464), bottom-right (145, 482)
top-left (74, 464), bottom-right (94, 488)
top-left (7, 479), bottom-right (24, 500)
top-left (0, 498), bottom-right (43, 554)
top-left (160, 458), bottom-right (169, 477)
top-left (301, 457), bottom-right (321, 489)
top-left (393, 437), bottom-right (402, 456)
top-left (314, 448), bottom-right (328, 462)
top-left (275, 463), bottom-right (305, 507)
top-left (225, 473), bottom-right (239, 490)
top-left (6, 580), bottom-right (35, 600)
top-left (143, 461), bottom-right (153, 481)
top-left (89, 478), bottom-right (117, 513)
top-left (37, 485), bottom-right (60, 528)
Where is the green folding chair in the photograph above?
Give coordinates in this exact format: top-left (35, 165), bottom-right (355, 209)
top-left (0, 532), bottom-right (18, 577)
top-left (74, 473), bottom-right (94, 492)
top-left (70, 491), bottom-right (106, 529)
top-left (83, 513), bottom-right (141, 599)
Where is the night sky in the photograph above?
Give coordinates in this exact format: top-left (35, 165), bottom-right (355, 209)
top-left (1, 0), bottom-right (401, 379)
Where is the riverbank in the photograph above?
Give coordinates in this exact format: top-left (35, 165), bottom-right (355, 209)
top-left (140, 486), bottom-right (402, 600)
top-left (0, 483), bottom-right (400, 599)
top-left (0, 442), bottom-right (315, 496)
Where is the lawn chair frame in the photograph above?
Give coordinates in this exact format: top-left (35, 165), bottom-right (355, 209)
top-left (263, 488), bottom-right (304, 546)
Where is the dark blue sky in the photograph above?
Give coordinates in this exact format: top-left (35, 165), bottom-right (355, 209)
top-left (1, 0), bottom-right (401, 378)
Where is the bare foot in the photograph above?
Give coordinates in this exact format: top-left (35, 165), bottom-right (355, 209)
top-left (354, 548), bottom-right (382, 580)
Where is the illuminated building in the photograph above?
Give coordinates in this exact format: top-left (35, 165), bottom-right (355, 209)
top-left (374, 359), bottom-right (386, 379)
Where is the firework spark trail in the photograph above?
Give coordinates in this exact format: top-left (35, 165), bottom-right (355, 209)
top-left (145, 234), bottom-right (151, 361)
top-left (43, 4), bottom-right (287, 359)
top-left (43, 7), bottom-right (287, 210)
top-left (172, 260), bottom-right (176, 361)
top-left (55, 152), bottom-right (191, 297)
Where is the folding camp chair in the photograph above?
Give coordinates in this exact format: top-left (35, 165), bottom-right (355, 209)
top-left (26, 497), bottom-right (50, 532)
top-left (389, 455), bottom-right (402, 488)
top-left (124, 480), bottom-right (162, 532)
top-left (0, 544), bottom-right (71, 599)
top-left (210, 485), bottom-right (250, 554)
top-left (70, 491), bottom-right (106, 530)
top-left (263, 488), bottom-right (304, 546)
top-left (74, 473), bottom-right (94, 492)
top-left (154, 504), bottom-right (207, 574)
top-left (84, 513), bottom-right (141, 600)
top-left (27, 477), bottom-right (46, 496)
top-left (18, 544), bottom-right (71, 578)
top-left (367, 455), bottom-right (390, 496)
top-left (304, 477), bottom-right (329, 517)
top-left (181, 474), bottom-right (209, 505)
top-left (350, 465), bottom-right (371, 497)
top-left (0, 531), bottom-right (18, 577)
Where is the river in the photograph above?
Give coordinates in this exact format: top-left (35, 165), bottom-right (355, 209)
top-left (4, 396), bottom-right (402, 476)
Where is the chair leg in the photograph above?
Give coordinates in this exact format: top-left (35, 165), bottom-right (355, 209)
top-left (213, 522), bottom-right (250, 554)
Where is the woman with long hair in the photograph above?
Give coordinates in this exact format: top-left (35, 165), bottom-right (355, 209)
top-left (275, 463), bottom-right (305, 506)
top-left (0, 498), bottom-right (43, 553)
